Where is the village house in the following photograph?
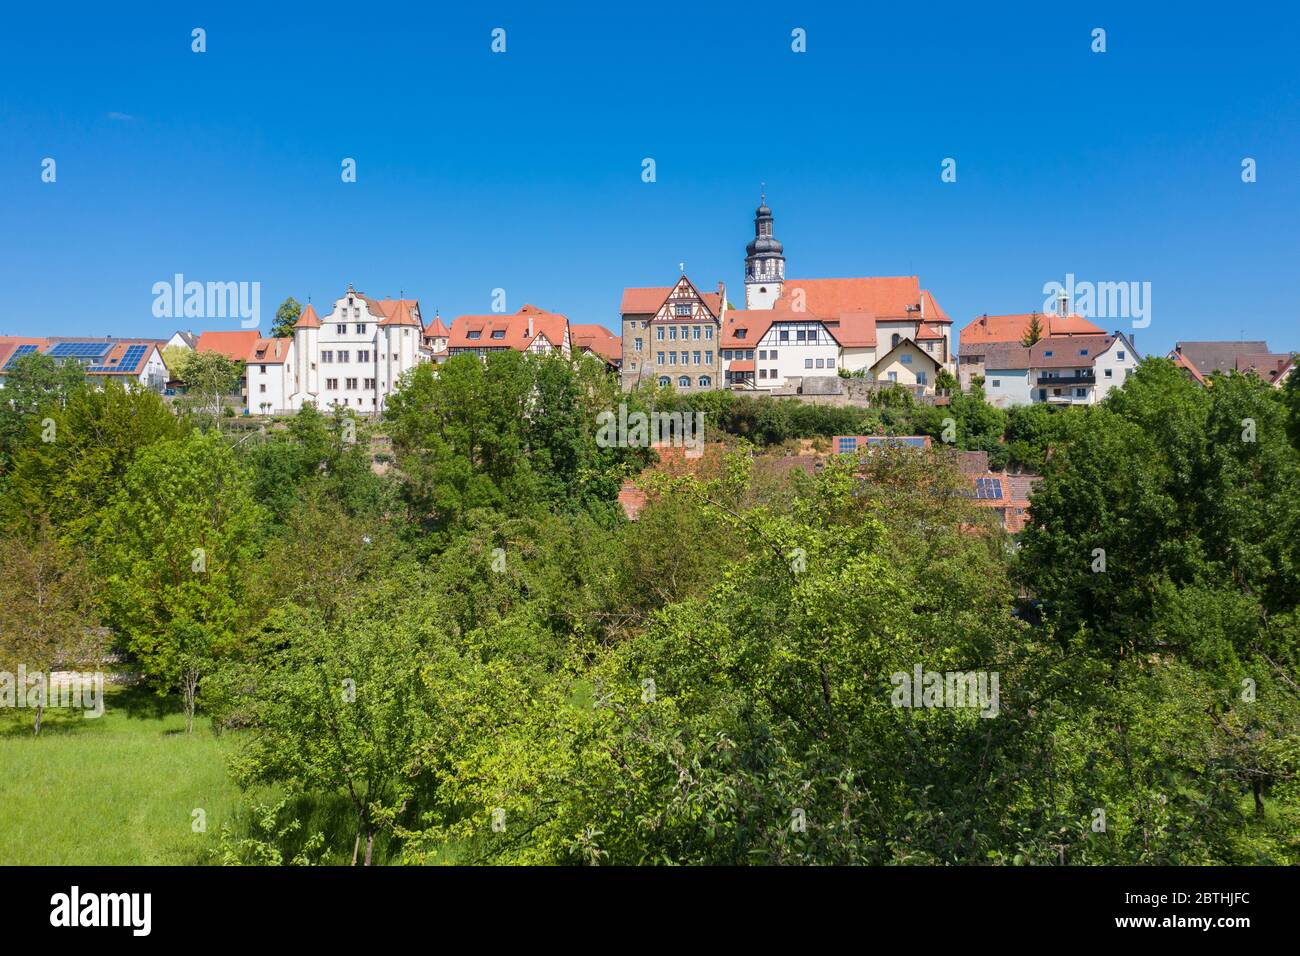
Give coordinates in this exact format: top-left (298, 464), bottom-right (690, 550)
top-left (1167, 340), bottom-right (1295, 388)
top-left (447, 304), bottom-right (572, 360)
top-left (0, 336), bottom-right (168, 390)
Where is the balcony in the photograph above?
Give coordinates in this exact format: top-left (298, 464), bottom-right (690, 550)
top-left (1036, 371), bottom-right (1095, 387)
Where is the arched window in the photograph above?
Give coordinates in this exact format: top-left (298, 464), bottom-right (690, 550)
top-left (891, 332), bottom-right (901, 348)
top-left (678, 376), bottom-right (691, 388)
top-left (658, 376), bottom-right (670, 387)
top-left (698, 375), bottom-right (711, 387)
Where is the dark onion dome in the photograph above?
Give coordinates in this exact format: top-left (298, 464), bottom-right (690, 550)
top-left (747, 234), bottom-right (783, 255)
top-left (756, 202), bottom-right (772, 217)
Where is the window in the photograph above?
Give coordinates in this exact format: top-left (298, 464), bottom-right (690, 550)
top-left (356, 324), bottom-right (366, 334)
top-left (698, 375), bottom-right (711, 387)
top-left (805, 358), bottom-right (813, 369)
top-left (917, 372), bottom-right (927, 385)
top-left (723, 349), bottom-right (732, 360)
top-left (1075, 388), bottom-right (1087, 398)
top-left (759, 369), bottom-right (767, 379)
top-left (259, 364), bottom-right (266, 373)
top-left (338, 351), bottom-right (349, 362)
top-left (991, 379), bottom-right (1001, 388)
top-left (769, 350), bottom-right (778, 359)
top-left (780, 330), bottom-right (790, 341)
top-left (759, 350), bottom-right (767, 360)
top-left (336, 324), bottom-right (347, 334)
top-left (634, 338), bottom-right (643, 351)
top-left (678, 376), bottom-right (690, 387)
top-left (259, 383), bottom-right (266, 393)
top-left (1044, 350), bottom-right (1053, 357)
top-left (657, 351), bottom-right (665, 365)
top-left (888, 371), bottom-right (898, 382)
top-left (358, 350), bottom-right (370, 362)
top-left (674, 303), bottom-right (691, 316)
top-left (1079, 349), bottom-right (1088, 356)
top-left (901, 354), bottom-right (913, 364)
top-left (364, 378), bottom-right (375, 389)
top-left (669, 327), bottom-right (677, 341)
top-left (815, 358), bottom-right (825, 369)
top-left (658, 376), bottom-right (670, 386)
top-left (326, 378), bottom-right (338, 389)
top-left (668, 352), bottom-right (677, 365)
top-left (925, 342), bottom-right (933, 352)
top-left (704, 327), bottom-right (712, 340)
top-left (629, 360), bottom-right (637, 370)
top-left (491, 330), bottom-right (506, 339)
top-left (656, 327), bottom-right (665, 341)
top-left (828, 359), bottom-right (835, 369)
top-left (705, 350), bottom-right (713, 365)
top-left (891, 333), bottom-right (901, 348)
top-left (1117, 351), bottom-right (1126, 360)
top-left (693, 351), bottom-right (701, 365)
top-left (797, 330), bottom-right (806, 342)
top-left (467, 331), bottom-right (481, 340)
top-left (1104, 368), bottom-right (1113, 378)
top-left (346, 377), bottom-right (358, 389)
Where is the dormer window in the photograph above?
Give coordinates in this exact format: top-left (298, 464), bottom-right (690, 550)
top-left (1044, 350), bottom-right (1054, 357)
top-left (467, 330), bottom-right (481, 340)
top-left (491, 330), bottom-right (506, 339)
top-left (1079, 349), bottom-right (1088, 356)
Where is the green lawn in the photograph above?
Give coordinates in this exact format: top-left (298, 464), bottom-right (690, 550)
top-left (0, 685), bottom-right (249, 865)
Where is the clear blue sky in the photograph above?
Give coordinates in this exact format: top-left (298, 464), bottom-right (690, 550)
top-left (3, 1), bottom-right (1298, 357)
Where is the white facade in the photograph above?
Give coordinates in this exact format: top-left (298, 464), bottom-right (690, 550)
top-left (288, 289), bottom-right (425, 414)
top-left (753, 320), bottom-right (838, 387)
top-left (1091, 337), bottom-right (1138, 402)
top-left (983, 368), bottom-right (1032, 407)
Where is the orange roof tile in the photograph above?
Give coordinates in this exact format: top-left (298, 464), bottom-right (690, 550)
top-left (621, 286), bottom-right (724, 316)
top-left (960, 312), bottom-right (1104, 349)
top-left (248, 337), bottom-right (291, 364)
top-left (570, 323), bottom-right (621, 362)
top-left (778, 276), bottom-right (948, 322)
top-left (448, 307), bottom-right (570, 353)
top-left (195, 330), bottom-right (259, 361)
top-left (294, 304), bottom-right (321, 329)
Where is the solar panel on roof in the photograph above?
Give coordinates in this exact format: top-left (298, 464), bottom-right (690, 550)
top-left (3, 344), bottom-right (41, 369)
top-left (88, 344), bottom-right (148, 373)
top-left (48, 341), bottom-right (112, 359)
top-left (974, 477), bottom-right (1004, 500)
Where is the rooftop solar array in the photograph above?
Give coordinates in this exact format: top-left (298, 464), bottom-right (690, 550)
top-left (48, 341), bottom-right (113, 359)
top-left (3, 344), bottom-right (40, 369)
top-left (88, 344), bottom-right (147, 373)
top-left (974, 477), bottom-right (1004, 500)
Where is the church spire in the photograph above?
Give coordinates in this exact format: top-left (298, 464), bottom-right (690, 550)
top-left (744, 192), bottom-right (785, 309)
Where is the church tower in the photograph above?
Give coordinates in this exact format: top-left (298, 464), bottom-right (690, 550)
top-left (744, 194), bottom-right (785, 310)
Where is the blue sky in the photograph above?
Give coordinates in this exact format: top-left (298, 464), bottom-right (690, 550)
top-left (3, 1), bottom-right (1298, 357)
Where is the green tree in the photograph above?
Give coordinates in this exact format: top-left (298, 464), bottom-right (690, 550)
top-left (1020, 313), bottom-right (1044, 347)
top-left (176, 351), bottom-right (244, 430)
top-left (96, 431), bottom-right (266, 732)
top-left (0, 352), bottom-right (87, 474)
top-left (271, 297), bottom-right (302, 339)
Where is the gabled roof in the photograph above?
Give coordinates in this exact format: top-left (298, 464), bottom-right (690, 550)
top-left (1174, 340), bottom-right (1270, 375)
top-left (424, 315), bottom-right (451, 338)
top-left (448, 306), bottom-right (570, 353)
top-left (0, 337), bottom-right (52, 371)
top-left (872, 336), bottom-right (942, 372)
top-left (170, 330), bottom-right (199, 348)
top-left (248, 337), bottom-right (291, 364)
top-left (570, 323), bottom-right (621, 362)
top-left (1029, 334), bottom-right (1117, 368)
top-left (721, 310), bottom-right (779, 348)
top-left (367, 297), bottom-right (422, 327)
top-left (777, 276), bottom-right (949, 323)
top-left (195, 330), bottom-right (259, 361)
top-left (620, 284), bottom-right (724, 316)
top-left (294, 304), bottom-right (322, 329)
top-left (960, 312), bottom-right (1104, 351)
top-left (1167, 349), bottom-right (1206, 386)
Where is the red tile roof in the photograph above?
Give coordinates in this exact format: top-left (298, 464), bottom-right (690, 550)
top-left (721, 310), bottom-right (779, 348)
top-left (821, 312), bottom-right (876, 348)
top-left (960, 312), bottom-right (1103, 350)
top-left (448, 306), bottom-right (570, 353)
top-left (248, 337), bottom-right (291, 364)
top-left (196, 330), bottom-right (260, 361)
top-left (729, 359), bottom-right (755, 372)
top-left (424, 316), bottom-right (451, 337)
top-left (570, 323), bottom-right (621, 362)
top-left (294, 304), bottom-right (321, 329)
top-left (777, 276), bottom-right (948, 322)
top-left (621, 286), bottom-right (724, 316)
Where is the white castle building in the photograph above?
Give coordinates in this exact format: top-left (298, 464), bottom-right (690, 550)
top-left (285, 286), bottom-right (427, 413)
